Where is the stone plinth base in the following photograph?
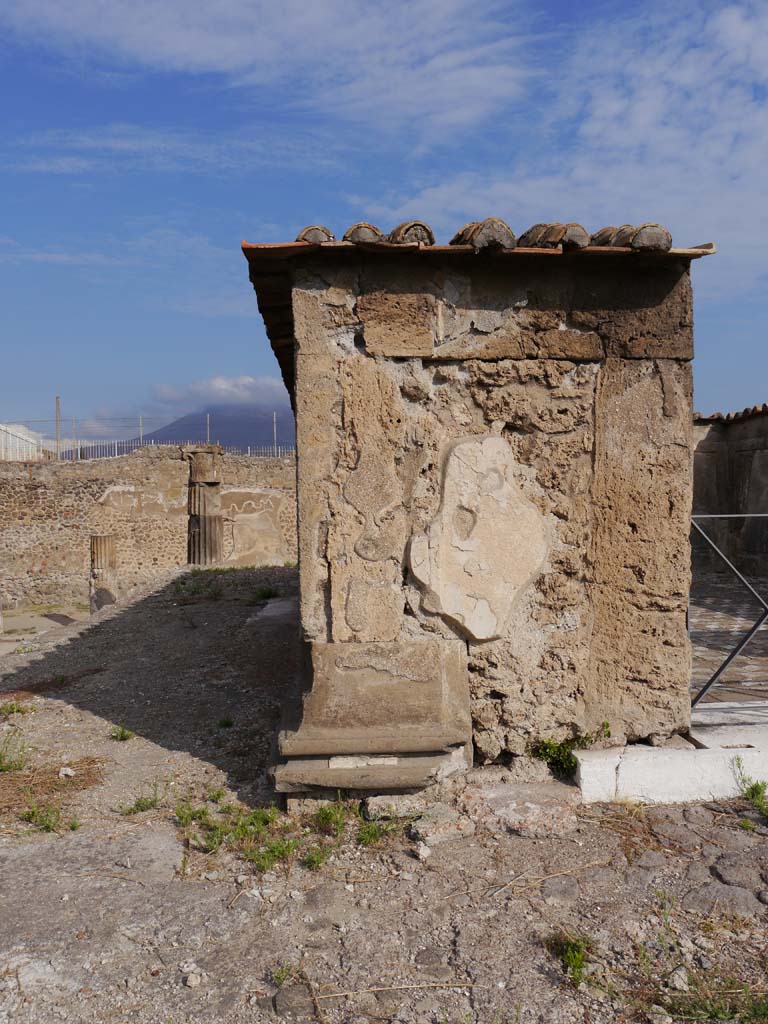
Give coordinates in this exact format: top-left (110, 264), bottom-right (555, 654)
top-left (274, 637), bottom-right (472, 791)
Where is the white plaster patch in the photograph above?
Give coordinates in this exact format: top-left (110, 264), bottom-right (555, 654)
top-left (328, 755), bottom-right (399, 768)
top-left (409, 436), bottom-right (548, 640)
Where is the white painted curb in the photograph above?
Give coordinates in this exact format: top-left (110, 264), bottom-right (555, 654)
top-left (576, 702), bottom-right (768, 804)
top-left (576, 745), bottom-right (768, 804)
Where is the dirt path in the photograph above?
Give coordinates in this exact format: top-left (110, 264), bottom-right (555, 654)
top-left (1, 569), bottom-right (767, 1024)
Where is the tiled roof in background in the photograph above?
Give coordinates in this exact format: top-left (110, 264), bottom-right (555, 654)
top-left (695, 406), bottom-right (768, 425)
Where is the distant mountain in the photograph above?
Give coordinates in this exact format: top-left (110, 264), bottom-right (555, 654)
top-left (143, 404), bottom-right (295, 447)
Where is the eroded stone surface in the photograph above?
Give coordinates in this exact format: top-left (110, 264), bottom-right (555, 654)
top-left (410, 436), bottom-right (549, 640)
top-left (282, 256), bottom-right (696, 779)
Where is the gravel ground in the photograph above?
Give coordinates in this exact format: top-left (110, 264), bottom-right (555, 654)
top-left (1, 568), bottom-right (767, 1024)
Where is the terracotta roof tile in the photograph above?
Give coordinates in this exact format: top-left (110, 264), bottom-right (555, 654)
top-left (342, 222), bottom-right (384, 243)
top-left (295, 225), bottom-right (335, 243)
top-left (695, 405), bottom-right (768, 425)
top-left (450, 217), bottom-right (516, 249)
top-left (388, 220), bottom-right (435, 245)
top-left (243, 220), bottom-right (715, 263)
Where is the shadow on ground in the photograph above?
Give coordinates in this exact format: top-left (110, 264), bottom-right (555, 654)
top-left (0, 567), bottom-right (300, 807)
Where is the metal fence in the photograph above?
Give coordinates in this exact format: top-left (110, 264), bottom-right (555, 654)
top-left (0, 424), bottom-right (47, 462)
top-left (690, 513), bottom-right (768, 705)
top-left (0, 432), bottom-right (295, 463)
top-left (1, 410), bottom-right (296, 462)
top-left (57, 439), bottom-right (295, 461)
top-left (1, 410), bottom-right (295, 462)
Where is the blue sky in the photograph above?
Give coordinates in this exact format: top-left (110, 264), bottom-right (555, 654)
top-left (0, 0), bottom-right (766, 434)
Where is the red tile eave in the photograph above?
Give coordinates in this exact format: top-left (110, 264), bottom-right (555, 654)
top-left (241, 240), bottom-right (714, 263)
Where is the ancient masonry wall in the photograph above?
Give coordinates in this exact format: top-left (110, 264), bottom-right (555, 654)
top-left (289, 256), bottom-right (694, 761)
top-left (694, 413), bottom-right (768, 575)
top-left (0, 447), bottom-right (297, 607)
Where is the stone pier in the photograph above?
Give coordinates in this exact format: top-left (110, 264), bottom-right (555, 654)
top-left (243, 219), bottom-right (714, 791)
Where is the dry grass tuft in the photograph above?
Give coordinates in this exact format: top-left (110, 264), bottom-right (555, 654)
top-left (0, 756), bottom-right (104, 815)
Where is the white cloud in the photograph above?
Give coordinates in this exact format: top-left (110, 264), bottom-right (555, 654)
top-left (7, 123), bottom-right (344, 175)
top-left (363, 2), bottom-right (768, 299)
top-left (0, 1), bottom-right (532, 138)
top-left (152, 374), bottom-right (289, 408)
top-left (0, 236), bottom-right (131, 266)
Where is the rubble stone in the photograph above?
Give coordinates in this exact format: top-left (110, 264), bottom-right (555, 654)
top-left (407, 804), bottom-right (476, 846)
top-left (457, 780), bottom-right (580, 837)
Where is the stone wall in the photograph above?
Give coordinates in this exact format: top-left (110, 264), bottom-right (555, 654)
top-left (0, 447), bottom-right (296, 608)
top-left (694, 413), bottom-right (768, 574)
top-left (250, 249), bottom-right (696, 784)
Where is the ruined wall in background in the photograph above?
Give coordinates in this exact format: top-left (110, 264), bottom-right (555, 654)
top-left (0, 448), bottom-right (296, 608)
top-left (290, 256), bottom-right (694, 763)
top-left (694, 416), bottom-right (768, 575)
top-left (220, 455), bottom-right (297, 568)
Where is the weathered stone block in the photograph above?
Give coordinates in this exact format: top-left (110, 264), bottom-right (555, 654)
top-left (280, 638), bottom-right (471, 756)
top-left (357, 288), bottom-right (436, 356)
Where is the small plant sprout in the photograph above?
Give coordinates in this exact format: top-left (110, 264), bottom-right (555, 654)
top-left (110, 724), bottom-right (134, 742)
top-left (302, 845), bottom-right (330, 870)
top-left (734, 756), bottom-right (768, 822)
top-left (661, 972), bottom-right (768, 1021)
top-left (532, 722), bottom-right (611, 776)
top-left (207, 786), bottom-right (225, 803)
top-left (21, 803), bottom-right (62, 833)
top-left (545, 932), bottom-right (594, 987)
top-left (0, 701), bottom-right (32, 719)
top-left (121, 782), bottom-right (164, 816)
top-left (356, 820), bottom-right (386, 846)
top-left (217, 717), bottom-right (234, 729)
top-left (243, 837), bottom-right (298, 872)
top-left (0, 733), bottom-right (27, 772)
top-left (272, 963), bottom-right (299, 989)
top-left (311, 799), bottom-right (349, 837)
top-left (175, 800), bottom-right (212, 829)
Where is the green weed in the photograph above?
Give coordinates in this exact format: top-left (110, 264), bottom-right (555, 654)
top-left (311, 800), bottom-right (349, 837)
top-left (121, 782), bottom-right (164, 816)
top-left (739, 818), bottom-right (757, 832)
top-left (207, 786), bottom-right (225, 803)
top-left (175, 800), bottom-right (213, 828)
top-left (110, 724), bottom-right (134, 742)
top-left (735, 756), bottom-right (768, 821)
top-left (532, 722), bottom-right (611, 776)
top-left (0, 733), bottom-right (27, 772)
top-left (21, 802), bottom-right (61, 832)
top-left (0, 701), bottom-right (31, 718)
top-left (357, 820), bottom-right (387, 846)
top-left (302, 845), bottom-right (330, 870)
top-left (243, 837), bottom-right (298, 871)
top-left (662, 975), bottom-right (768, 1021)
top-left (217, 717), bottom-right (234, 729)
top-left (272, 962), bottom-right (299, 988)
top-left (249, 585), bottom-right (280, 604)
top-left (545, 932), bottom-right (594, 987)
top-left (69, 818), bottom-right (81, 831)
